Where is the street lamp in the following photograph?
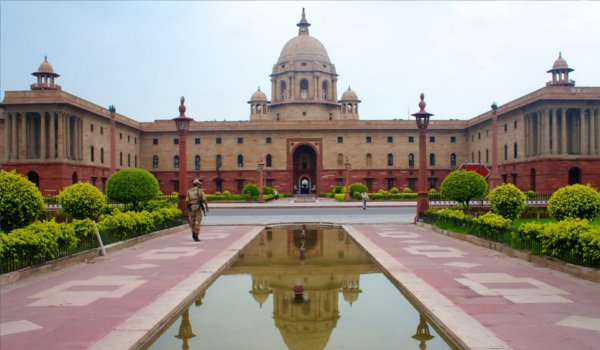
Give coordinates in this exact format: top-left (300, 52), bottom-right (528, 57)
top-left (173, 96), bottom-right (194, 213)
top-left (257, 157), bottom-right (265, 202)
top-left (411, 93), bottom-right (433, 220)
top-left (344, 156), bottom-right (352, 200)
top-left (488, 102), bottom-right (502, 190)
top-left (109, 105), bottom-right (117, 175)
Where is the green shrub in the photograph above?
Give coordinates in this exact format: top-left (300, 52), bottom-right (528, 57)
top-left (402, 187), bottom-right (413, 193)
top-left (547, 184), bottom-right (600, 221)
top-left (474, 212), bottom-right (511, 235)
top-left (526, 190), bottom-right (536, 199)
top-left (579, 227), bottom-right (600, 262)
top-left (106, 169), bottom-right (160, 209)
top-left (440, 170), bottom-right (488, 209)
top-left (389, 187), bottom-right (400, 194)
top-left (242, 184), bottom-right (259, 199)
top-left (334, 193), bottom-right (346, 201)
top-left (222, 190), bottom-right (232, 197)
top-left (349, 182), bottom-right (368, 196)
top-left (539, 218), bottom-right (591, 258)
top-left (58, 182), bottom-right (107, 220)
top-left (515, 222), bottom-right (545, 241)
top-left (263, 186), bottom-right (274, 196)
top-left (487, 183), bottom-right (527, 220)
top-left (72, 218), bottom-right (96, 238)
top-left (98, 209), bottom-right (154, 239)
top-left (0, 170), bottom-right (45, 233)
top-left (137, 198), bottom-right (176, 212)
top-left (332, 186), bottom-right (345, 194)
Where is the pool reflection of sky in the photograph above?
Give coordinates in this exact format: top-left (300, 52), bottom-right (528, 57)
top-left (146, 228), bottom-right (452, 350)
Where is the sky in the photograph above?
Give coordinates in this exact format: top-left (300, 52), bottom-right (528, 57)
top-left (1, 1), bottom-right (599, 123)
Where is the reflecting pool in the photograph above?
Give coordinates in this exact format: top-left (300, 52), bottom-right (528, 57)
top-left (144, 225), bottom-right (455, 350)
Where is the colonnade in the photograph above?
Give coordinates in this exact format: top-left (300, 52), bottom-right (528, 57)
top-left (524, 106), bottom-right (599, 157)
top-left (271, 75), bottom-right (338, 102)
top-left (4, 111), bottom-right (84, 161)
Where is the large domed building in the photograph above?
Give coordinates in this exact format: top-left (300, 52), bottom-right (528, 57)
top-left (1, 9), bottom-right (599, 196)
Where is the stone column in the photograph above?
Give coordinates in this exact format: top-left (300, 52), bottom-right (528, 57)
top-left (58, 113), bottom-right (65, 159)
top-left (49, 113), bottom-right (55, 159)
top-left (561, 110), bottom-right (567, 155)
top-left (593, 109), bottom-right (599, 154)
top-left (40, 112), bottom-right (46, 159)
top-left (11, 113), bottom-right (17, 159)
top-left (4, 113), bottom-right (10, 160)
top-left (580, 109), bottom-right (587, 155)
top-left (524, 114), bottom-right (529, 157)
top-left (543, 109), bottom-right (550, 155)
top-left (314, 76), bottom-right (318, 99)
top-left (551, 109), bottom-right (557, 155)
top-left (291, 76), bottom-right (295, 99)
top-left (19, 113), bottom-right (27, 159)
top-left (78, 118), bottom-right (83, 160)
top-left (271, 79), bottom-right (276, 101)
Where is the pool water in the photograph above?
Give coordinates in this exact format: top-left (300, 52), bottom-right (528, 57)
top-left (145, 226), bottom-right (454, 350)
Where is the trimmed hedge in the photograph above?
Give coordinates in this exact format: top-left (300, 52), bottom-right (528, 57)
top-left (440, 170), bottom-right (488, 208)
top-left (487, 183), bottom-right (527, 220)
top-left (0, 170), bottom-right (45, 233)
top-left (58, 182), bottom-right (107, 220)
top-left (106, 169), bottom-right (160, 209)
top-left (547, 184), bottom-right (600, 221)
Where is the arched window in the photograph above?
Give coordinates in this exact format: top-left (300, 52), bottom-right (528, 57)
top-left (514, 142), bottom-right (518, 159)
top-left (450, 153), bottom-right (456, 166)
top-left (173, 155), bottom-right (179, 169)
top-left (387, 153), bottom-right (394, 166)
top-left (237, 155), bottom-right (244, 168)
top-left (280, 81), bottom-right (287, 99)
top-left (408, 153), bottom-right (414, 167)
top-left (152, 155), bottom-right (158, 168)
top-left (366, 153), bottom-right (372, 167)
top-left (216, 155), bottom-right (222, 170)
top-left (195, 155), bottom-right (201, 171)
top-left (430, 153), bottom-right (436, 166)
top-left (300, 79), bottom-right (309, 99)
top-left (266, 154), bottom-right (272, 167)
top-left (90, 146), bottom-right (94, 162)
top-left (100, 148), bottom-right (104, 163)
top-left (337, 154), bottom-right (344, 167)
top-left (322, 80), bottom-right (329, 99)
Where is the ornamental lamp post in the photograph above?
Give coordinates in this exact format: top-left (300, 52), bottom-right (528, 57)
top-left (344, 156), bottom-right (352, 200)
top-left (257, 157), bottom-right (265, 202)
top-left (109, 105), bottom-right (117, 175)
top-left (488, 102), bottom-right (502, 190)
top-left (173, 96), bottom-right (194, 213)
top-left (411, 93), bottom-right (433, 220)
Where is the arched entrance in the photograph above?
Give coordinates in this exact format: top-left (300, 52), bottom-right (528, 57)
top-left (568, 167), bottom-right (581, 185)
top-left (72, 172), bottom-right (79, 184)
top-left (27, 171), bottom-right (40, 187)
top-left (292, 144), bottom-right (317, 194)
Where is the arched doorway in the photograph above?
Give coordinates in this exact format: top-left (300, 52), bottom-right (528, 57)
top-left (72, 172), bottom-right (79, 184)
top-left (27, 171), bottom-right (40, 187)
top-left (568, 167), bottom-right (581, 185)
top-left (292, 144), bottom-right (317, 194)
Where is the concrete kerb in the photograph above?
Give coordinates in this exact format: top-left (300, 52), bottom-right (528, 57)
top-left (417, 222), bottom-right (600, 284)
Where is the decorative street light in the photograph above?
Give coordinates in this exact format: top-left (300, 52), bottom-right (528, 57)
top-left (173, 96), bottom-right (194, 213)
top-left (411, 93), bottom-right (433, 220)
top-left (257, 157), bottom-right (265, 202)
top-left (488, 102), bottom-right (502, 190)
top-left (344, 156), bottom-right (352, 200)
top-left (109, 105), bottom-right (117, 175)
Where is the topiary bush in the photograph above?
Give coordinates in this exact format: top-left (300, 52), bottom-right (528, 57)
top-left (242, 183), bottom-right (259, 199)
top-left (58, 182), bottom-right (107, 220)
top-left (474, 211), bottom-right (512, 236)
top-left (402, 187), bottom-right (413, 193)
top-left (547, 184), bottom-right (600, 221)
top-left (440, 170), bottom-right (488, 209)
top-left (0, 170), bottom-right (45, 233)
top-left (487, 183), bottom-right (527, 220)
top-left (539, 218), bottom-right (591, 258)
top-left (106, 169), bottom-right (160, 210)
top-left (390, 187), bottom-right (400, 194)
top-left (349, 182), bottom-right (368, 197)
top-left (263, 186), bottom-right (274, 196)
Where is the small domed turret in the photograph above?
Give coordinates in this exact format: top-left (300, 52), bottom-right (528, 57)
top-left (339, 86), bottom-right (361, 119)
top-left (546, 52), bottom-right (575, 87)
top-left (31, 56), bottom-right (61, 90)
top-left (248, 87), bottom-right (270, 120)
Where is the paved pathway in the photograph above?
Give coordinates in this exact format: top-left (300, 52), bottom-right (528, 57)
top-left (1, 200), bottom-right (599, 350)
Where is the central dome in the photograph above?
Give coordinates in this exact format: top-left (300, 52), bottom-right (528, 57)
top-left (277, 35), bottom-right (331, 64)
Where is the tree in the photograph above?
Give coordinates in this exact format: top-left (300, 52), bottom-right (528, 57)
top-left (106, 169), bottom-right (160, 210)
top-left (242, 183), bottom-right (259, 199)
top-left (440, 170), bottom-right (488, 209)
top-left (487, 183), bottom-right (527, 220)
top-left (349, 182), bottom-right (368, 196)
top-left (58, 182), bottom-right (107, 220)
top-left (0, 170), bottom-right (45, 232)
top-left (547, 184), bottom-right (600, 221)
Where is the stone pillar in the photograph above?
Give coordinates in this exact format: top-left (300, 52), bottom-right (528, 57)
top-left (49, 113), bottom-right (55, 159)
top-left (79, 118), bottom-right (83, 160)
top-left (11, 113), bottom-right (17, 159)
top-left (40, 111), bottom-right (46, 159)
top-left (561, 110), bottom-right (567, 155)
top-left (543, 109), bottom-right (550, 155)
top-left (271, 79), bottom-right (276, 101)
top-left (524, 114), bottom-right (529, 157)
top-left (4, 113), bottom-right (10, 160)
top-left (291, 76), bottom-right (295, 99)
top-left (66, 115), bottom-right (72, 159)
top-left (314, 76), bottom-right (318, 99)
top-left (550, 109), bottom-right (557, 155)
top-left (593, 109), bottom-right (599, 154)
top-left (19, 113), bottom-right (27, 159)
top-left (333, 78), bottom-right (338, 102)
top-left (580, 108), bottom-right (587, 155)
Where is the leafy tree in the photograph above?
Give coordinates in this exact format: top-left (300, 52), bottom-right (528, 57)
top-left (58, 182), bottom-right (107, 220)
top-left (349, 182), bottom-right (368, 196)
top-left (0, 170), bottom-right (45, 232)
top-left (547, 184), bottom-right (600, 221)
top-left (106, 169), bottom-right (160, 210)
top-left (242, 183), bottom-right (259, 199)
top-left (440, 170), bottom-right (488, 209)
top-left (487, 183), bottom-right (527, 220)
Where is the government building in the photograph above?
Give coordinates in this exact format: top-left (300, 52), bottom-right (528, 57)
top-left (1, 10), bottom-right (599, 196)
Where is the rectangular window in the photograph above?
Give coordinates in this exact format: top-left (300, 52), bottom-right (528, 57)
top-left (266, 137), bottom-right (272, 144)
top-left (216, 137), bottom-right (222, 144)
top-left (366, 136), bottom-right (372, 143)
top-left (174, 138), bottom-right (179, 145)
top-left (429, 179), bottom-right (437, 190)
top-left (408, 136), bottom-right (414, 143)
top-left (127, 135), bottom-right (130, 143)
top-left (408, 178), bottom-right (416, 191)
top-left (266, 179), bottom-right (273, 187)
top-left (504, 124), bottom-right (508, 132)
top-left (237, 137), bottom-right (243, 144)
top-left (195, 138), bottom-right (201, 145)
top-left (429, 136), bottom-right (435, 143)
top-left (119, 133), bottom-right (123, 140)
top-left (388, 136), bottom-right (393, 143)
top-left (100, 127), bottom-right (104, 135)
top-left (153, 138), bottom-right (158, 145)
top-left (337, 136), bottom-right (343, 143)
top-left (514, 120), bottom-right (518, 129)
top-left (90, 124), bottom-right (94, 132)
top-left (387, 179), bottom-right (394, 190)
top-left (478, 133), bottom-right (481, 139)
top-left (450, 136), bottom-right (456, 143)
top-left (134, 137), bottom-right (137, 144)
top-left (237, 180), bottom-right (244, 192)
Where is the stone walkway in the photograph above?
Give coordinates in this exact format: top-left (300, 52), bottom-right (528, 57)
top-left (1, 202), bottom-right (599, 350)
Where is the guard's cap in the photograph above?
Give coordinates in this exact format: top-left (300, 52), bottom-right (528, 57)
top-left (193, 179), bottom-right (202, 185)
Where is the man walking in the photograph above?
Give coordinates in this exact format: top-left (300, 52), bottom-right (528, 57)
top-left (186, 179), bottom-right (209, 242)
top-left (361, 191), bottom-right (369, 210)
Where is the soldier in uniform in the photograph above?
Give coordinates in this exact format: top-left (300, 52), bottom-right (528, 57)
top-left (186, 178), bottom-right (209, 242)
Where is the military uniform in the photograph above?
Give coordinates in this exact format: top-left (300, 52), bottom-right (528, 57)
top-left (186, 183), bottom-right (206, 241)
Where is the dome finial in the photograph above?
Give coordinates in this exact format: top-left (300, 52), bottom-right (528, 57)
top-left (179, 96), bottom-right (186, 116)
top-left (297, 8), bottom-right (311, 35)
